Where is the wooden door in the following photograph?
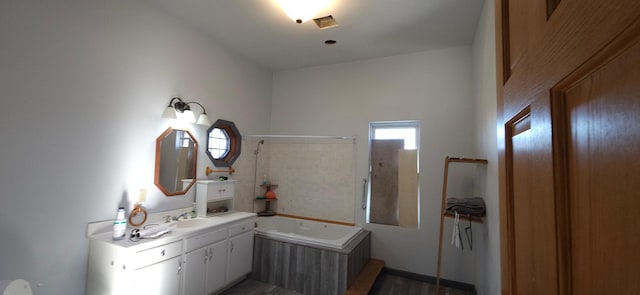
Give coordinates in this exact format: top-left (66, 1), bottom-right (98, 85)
top-left (496, 0), bottom-right (640, 294)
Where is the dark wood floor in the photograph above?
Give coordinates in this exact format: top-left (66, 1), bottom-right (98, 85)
top-left (221, 273), bottom-right (474, 295)
top-left (220, 279), bottom-right (301, 295)
top-left (369, 273), bottom-right (474, 295)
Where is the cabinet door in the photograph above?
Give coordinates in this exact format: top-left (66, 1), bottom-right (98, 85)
top-left (226, 231), bottom-right (253, 284)
top-left (206, 240), bottom-right (227, 294)
top-left (218, 182), bottom-right (234, 199)
top-left (133, 256), bottom-right (182, 295)
top-left (183, 247), bottom-right (207, 295)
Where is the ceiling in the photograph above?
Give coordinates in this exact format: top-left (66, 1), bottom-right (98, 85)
top-left (144, 0), bottom-right (486, 71)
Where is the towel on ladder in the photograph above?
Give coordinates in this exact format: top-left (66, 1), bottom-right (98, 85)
top-left (445, 197), bottom-right (486, 216)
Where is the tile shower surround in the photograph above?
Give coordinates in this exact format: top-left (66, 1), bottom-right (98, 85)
top-left (241, 139), bottom-right (356, 223)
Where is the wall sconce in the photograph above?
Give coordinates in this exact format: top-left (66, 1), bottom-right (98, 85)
top-left (276, 0), bottom-right (332, 24)
top-left (161, 97), bottom-right (211, 126)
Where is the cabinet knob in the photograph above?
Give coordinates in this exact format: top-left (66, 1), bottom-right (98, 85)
top-left (161, 250), bottom-right (165, 256)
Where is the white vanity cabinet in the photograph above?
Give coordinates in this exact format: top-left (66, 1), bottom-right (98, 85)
top-left (195, 180), bottom-right (236, 216)
top-left (133, 255), bottom-right (182, 295)
top-left (226, 219), bottom-right (255, 284)
top-left (87, 212), bottom-right (256, 295)
top-left (196, 180), bottom-right (235, 201)
top-left (182, 227), bottom-right (227, 295)
top-left (87, 239), bottom-right (183, 295)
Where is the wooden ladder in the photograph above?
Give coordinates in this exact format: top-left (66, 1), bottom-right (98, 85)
top-left (435, 156), bottom-right (487, 293)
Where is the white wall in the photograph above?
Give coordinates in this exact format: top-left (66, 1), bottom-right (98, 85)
top-left (0, 0), bottom-right (271, 294)
top-left (471, 0), bottom-right (501, 294)
top-left (270, 47), bottom-right (481, 283)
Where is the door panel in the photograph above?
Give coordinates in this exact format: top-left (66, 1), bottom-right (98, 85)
top-left (557, 39), bottom-right (640, 295)
top-left (506, 99), bottom-right (558, 295)
top-left (497, 0), bottom-right (640, 293)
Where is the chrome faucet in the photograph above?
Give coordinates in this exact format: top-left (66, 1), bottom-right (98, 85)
top-left (173, 213), bottom-right (189, 221)
top-left (163, 213), bottom-right (189, 223)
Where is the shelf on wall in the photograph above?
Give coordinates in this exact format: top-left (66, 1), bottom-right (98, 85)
top-left (443, 210), bottom-right (484, 224)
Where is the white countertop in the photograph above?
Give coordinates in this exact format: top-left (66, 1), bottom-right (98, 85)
top-left (88, 211), bottom-right (256, 251)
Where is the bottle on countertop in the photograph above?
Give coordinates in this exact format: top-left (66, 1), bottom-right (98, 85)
top-left (112, 207), bottom-right (127, 240)
top-left (191, 202), bottom-right (198, 218)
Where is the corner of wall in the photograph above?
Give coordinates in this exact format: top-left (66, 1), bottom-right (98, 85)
top-left (470, 0), bottom-right (501, 294)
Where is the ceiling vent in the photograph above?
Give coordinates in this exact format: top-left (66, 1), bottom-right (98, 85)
top-left (313, 15), bottom-right (338, 29)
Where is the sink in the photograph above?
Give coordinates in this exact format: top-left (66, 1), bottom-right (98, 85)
top-left (177, 218), bottom-right (211, 228)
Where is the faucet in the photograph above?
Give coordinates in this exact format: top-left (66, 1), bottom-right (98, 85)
top-left (173, 213), bottom-right (189, 221)
top-left (163, 213), bottom-right (189, 223)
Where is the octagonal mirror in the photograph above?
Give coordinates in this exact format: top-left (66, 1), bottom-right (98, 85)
top-left (206, 119), bottom-right (241, 167)
top-left (155, 127), bottom-right (198, 196)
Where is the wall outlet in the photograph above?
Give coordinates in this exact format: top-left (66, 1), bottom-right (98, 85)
top-left (138, 189), bottom-right (147, 203)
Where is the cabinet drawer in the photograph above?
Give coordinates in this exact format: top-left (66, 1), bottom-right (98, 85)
top-left (209, 182), bottom-right (234, 201)
top-left (184, 227), bottom-right (227, 253)
top-left (228, 219), bottom-right (254, 237)
top-left (135, 241), bottom-right (182, 269)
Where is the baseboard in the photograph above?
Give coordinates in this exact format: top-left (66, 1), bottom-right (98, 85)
top-left (375, 267), bottom-right (477, 294)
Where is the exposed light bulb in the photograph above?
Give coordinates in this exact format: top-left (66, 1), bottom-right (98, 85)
top-left (179, 109), bottom-right (196, 123)
top-left (161, 106), bottom-right (177, 119)
top-left (276, 0), bottom-right (332, 24)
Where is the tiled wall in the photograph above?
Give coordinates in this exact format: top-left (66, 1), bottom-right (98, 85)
top-left (243, 138), bottom-right (356, 223)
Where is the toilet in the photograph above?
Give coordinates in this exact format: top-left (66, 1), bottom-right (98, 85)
top-left (0, 280), bottom-right (32, 295)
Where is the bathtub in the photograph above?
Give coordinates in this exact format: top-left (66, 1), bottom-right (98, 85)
top-left (254, 215), bottom-right (363, 250)
top-left (252, 215), bottom-right (370, 295)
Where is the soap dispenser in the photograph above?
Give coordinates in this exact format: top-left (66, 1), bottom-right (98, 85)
top-left (112, 207), bottom-right (127, 240)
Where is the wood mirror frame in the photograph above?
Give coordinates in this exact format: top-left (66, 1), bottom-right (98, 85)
top-left (206, 119), bottom-right (241, 167)
top-left (154, 127), bottom-right (198, 196)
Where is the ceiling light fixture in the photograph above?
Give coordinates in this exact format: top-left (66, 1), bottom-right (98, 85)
top-left (276, 0), bottom-right (332, 24)
top-left (162, 97), bottom-right (211, 126)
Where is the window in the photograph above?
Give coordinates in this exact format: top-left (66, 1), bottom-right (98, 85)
top-left (208, 128), bottom-right (229, 158)
top-left (206, 119), bottom-right (241, 167)
top-left (367, 121), bottom-right (419, 228)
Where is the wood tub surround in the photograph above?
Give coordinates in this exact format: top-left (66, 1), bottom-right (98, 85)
top-left (252, 230), bottom-right (371, 295)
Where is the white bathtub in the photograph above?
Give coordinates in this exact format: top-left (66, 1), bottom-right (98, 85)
top-left (254, 216), bottom-right (363, 249)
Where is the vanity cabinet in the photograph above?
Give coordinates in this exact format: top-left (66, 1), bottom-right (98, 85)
top-left (195, 180), bottom-right (236, 216)
top-left (183, 228), bottom-right (227, 295)
top-left (87, 213), bottom-right (255, 295)
top-left (133, 255), bottom-right (182, 295)
top-left (226, 220), bottom-right (254, 284)
top-left (196, 180), bottom-right (235, 201)
top-left (87, 239), bottom-right (183, 295)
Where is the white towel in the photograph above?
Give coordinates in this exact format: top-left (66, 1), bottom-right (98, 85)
top-left (451, 211), bottom-right (462, 249)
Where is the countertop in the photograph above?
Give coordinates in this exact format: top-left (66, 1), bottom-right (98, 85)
top-left (88, 211), bottom-right (256, 251)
